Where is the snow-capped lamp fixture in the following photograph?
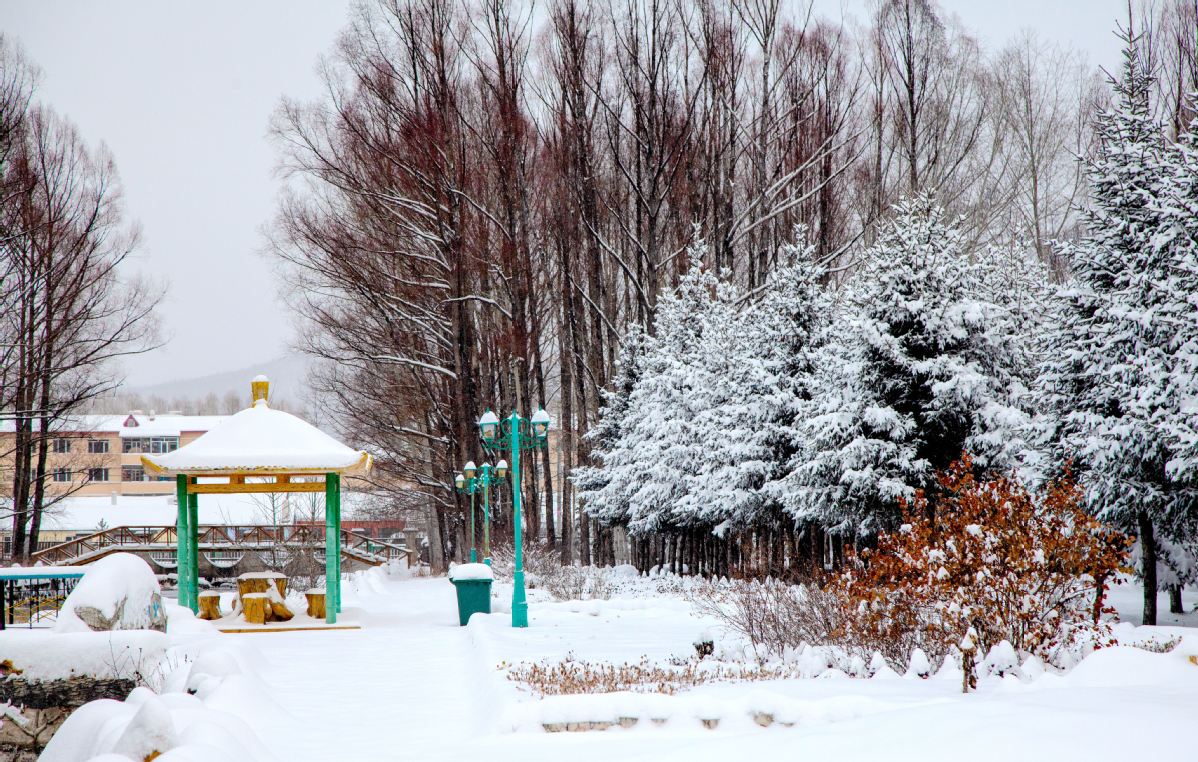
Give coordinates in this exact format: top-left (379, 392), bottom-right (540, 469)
top-left (251, 374), bottom-right (270, 406)
top-left (463, 460), bottom-right (477, 479)
top-left (495, 459), bottom-right (508, 478)
top-left (478, 409), bottom-right (500, 444)
top-left (531, 407), bottom-right (551, 444)
top-left (454, 472), bottom-right (466, 490)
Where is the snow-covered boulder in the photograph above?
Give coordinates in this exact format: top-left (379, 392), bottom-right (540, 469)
top-left (55, 553), bottom-right (167, 633)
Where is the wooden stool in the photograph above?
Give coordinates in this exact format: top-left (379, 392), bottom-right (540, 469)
top-left (305, 589), bottom-right (326, 620)
top-left (197, 591), bottom-right (222, 621)
top-left (241, 592), bottom-right (270, 625)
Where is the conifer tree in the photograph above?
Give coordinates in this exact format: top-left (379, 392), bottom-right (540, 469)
top-left (571, 321), bottom-right (646, 527)
top-left (1039, 38), bottom-right (1198, 624)
top-left (695, 240), bottom-right (829, 534)
top-left (576, 248), bottom-right (727, 536)
top-left (780, 195), bottom-right (1035, 536)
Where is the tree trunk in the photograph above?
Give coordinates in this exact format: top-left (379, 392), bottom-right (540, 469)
top-left (1137, 510), bottom-right (1158, 626)
top-left (1168, 584), bottom-right (1183, 615)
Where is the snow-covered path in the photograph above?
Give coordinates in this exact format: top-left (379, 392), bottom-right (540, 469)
top-left (252, 577), bottom-right (486, 759)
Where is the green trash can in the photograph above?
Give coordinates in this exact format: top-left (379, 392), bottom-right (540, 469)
top-left (449, 563), bottom-right (494, 626)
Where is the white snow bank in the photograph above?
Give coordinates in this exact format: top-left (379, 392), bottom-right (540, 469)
top-left (449, 563), bottom-right (494, 581)
top-left (1064, 638), bottom-right (1198, 688)
top-left (39, 685), bottom-right (275, 762)
top-left (0, 629), bottom-right (169, 681)
top-left (55, 553), bottom-right (166, 633)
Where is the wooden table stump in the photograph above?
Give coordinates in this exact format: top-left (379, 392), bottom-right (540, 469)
top-left (236, 572), bottom-right (285, 599)
top-left (197, 591), bottom-right (222, 621)
top-left (305, 590), bottom-right (326, 620)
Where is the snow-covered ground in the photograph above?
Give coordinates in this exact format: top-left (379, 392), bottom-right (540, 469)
top-left (25, 565), bottom-right (1196, 762)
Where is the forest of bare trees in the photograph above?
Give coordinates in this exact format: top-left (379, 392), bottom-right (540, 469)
top-left (0, 36), bottom-right (162, 560)
top-left (269, 0), bottom-right (1198, 571)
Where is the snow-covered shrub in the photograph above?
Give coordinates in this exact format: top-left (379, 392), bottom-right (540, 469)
top-left (489, 540), bottom-right (623, 601)
top-left (489, 539), bottom-right (564, 589)
top-left (504, 655), bottom-right (804, 697)
top-left (541, 566), bottom-right (614, 602)
top-left (691, 458), bottom-right (1130, 671)
top-left (981, 641), bottom-right (1019, 677)
top-left (687, 577), bottom-right (860, 663)
top-left (843, 457), bottom-right (1131, 666)
top-left (905, 648), bottom-right (931, 678)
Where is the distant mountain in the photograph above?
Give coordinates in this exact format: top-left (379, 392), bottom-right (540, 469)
top-left (129, 354), bottom-right (314, 407)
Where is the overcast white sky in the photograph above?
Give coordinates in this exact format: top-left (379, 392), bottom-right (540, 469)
top-left (5, 0), bottom-right (1129, 388)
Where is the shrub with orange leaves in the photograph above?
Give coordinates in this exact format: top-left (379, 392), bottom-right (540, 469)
top-left (841, 456), bottom-right (1132, 665)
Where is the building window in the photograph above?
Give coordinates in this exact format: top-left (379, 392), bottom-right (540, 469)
top-left (88, 439), bottom-right (110, 454)
top-left (52, 468), bottom-right (72, 482)
top-left (52, 438), bottom-right (71, 453)
top-left (121, 465), bottom-right (147, 482)
top-left (87, 468), bottom-right (110, 482)
top-left (122, 437), bottom-right (179, 454)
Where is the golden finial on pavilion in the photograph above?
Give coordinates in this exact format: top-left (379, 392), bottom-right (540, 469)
top-left (251, 374), bottom-right (270, 406)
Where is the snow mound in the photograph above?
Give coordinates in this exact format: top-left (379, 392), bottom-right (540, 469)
top-left (41, 645), bottom-right (279, 762)
top-left (0, 629), bottom-right (168, 681)
top-left (1064, 641), bottom-right (1198, 688)
top-left (54, 553), bottom-right (167, 633)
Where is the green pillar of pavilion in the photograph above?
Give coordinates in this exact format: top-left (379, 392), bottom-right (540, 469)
top-left (175, 474), bottom-right (191, 610)
top-left (324, 472), bottom-right (341, 622)
top-left (188, 478), bottom-right (199, 611)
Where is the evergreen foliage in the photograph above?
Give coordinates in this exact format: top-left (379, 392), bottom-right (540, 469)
top-left (773, 196), bottom-right (1042, 535)
top-left (1038, 40), bottom-right (1198, 620)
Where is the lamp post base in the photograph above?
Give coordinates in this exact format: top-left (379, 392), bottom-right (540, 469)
top-left (512, 570), bottom-right (529, 628)
top-left (470, 549), bottom-right (477, 563)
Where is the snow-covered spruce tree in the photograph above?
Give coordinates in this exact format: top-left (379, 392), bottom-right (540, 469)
top-left (571, 321), bottom-right (646, 529)
top-left (690, 240), bottom-right (830, 538)
top-left (777, 195), bottom-right (1040, 536)
top-left (1163, 110), bottom-right (1198, 489)
top-left (576, 247), bottom-right (731, 540)
top-left (1153, 103), bottom-right (1198, 611)
top-left (1039, 40), bottom-right (1198, 625)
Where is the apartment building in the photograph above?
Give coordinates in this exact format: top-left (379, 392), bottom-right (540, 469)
top-left (2, 411), bottom-right (227, 497)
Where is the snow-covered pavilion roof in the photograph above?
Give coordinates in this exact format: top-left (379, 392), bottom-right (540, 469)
top-left (141, 376), bottom-right (371, 476)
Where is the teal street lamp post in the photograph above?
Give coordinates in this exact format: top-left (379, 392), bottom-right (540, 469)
top-left (454, 466), bottom-right (479, 563)
top-left (475, 460), bottom-right (506, 565)
top-left (478, 407), bottom-right (550, 628)
top-left (455, 459), bottom-right (508, 564)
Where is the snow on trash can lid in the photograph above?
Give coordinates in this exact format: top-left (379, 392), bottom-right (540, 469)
top-left (448, 563), bottom-right (494, 581)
